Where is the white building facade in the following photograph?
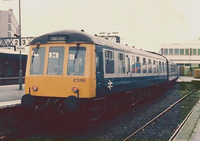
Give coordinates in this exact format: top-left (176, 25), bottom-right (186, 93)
top-left (159, 40), bottom-right (200, 76)
top-left (0, 9), bottom-right (18, 38)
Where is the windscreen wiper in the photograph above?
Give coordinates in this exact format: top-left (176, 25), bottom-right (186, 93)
top-left (32, 44), bottom-right (40, 63)
top-left (73, 43), bottom-right (80, 64)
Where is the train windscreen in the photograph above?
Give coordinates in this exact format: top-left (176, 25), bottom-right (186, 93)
top-left (30, 47), bottom-right (45, 75)
top-left (47, 47), bottom-right (65, 75)
top-left (67, 47), bottom-right (86, 76)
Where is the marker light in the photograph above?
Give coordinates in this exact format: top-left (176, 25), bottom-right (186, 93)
top-left (72, 87), bottom-right (79, 93)
top-left (32, 85), bottom-right (38, 91)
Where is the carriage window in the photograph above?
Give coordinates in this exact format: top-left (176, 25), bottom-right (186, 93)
top-left (148, 59), bottom-right (152, 73)
top-left (136, 56), bottom-right (141, 73)
top-left (118, 53), bottom-right (125, 74)
top-left (159, 61), bottom-right (162, 73)
top-left (162, 62), bottom-right (165, 73)
top-left (47, 47), bottom-right (64, 75)
top-left (132, 56), bottom-right (135, 73)
top-left (67, 47), bottom-right (86, 76)
top-left (127, 57), bottom-right (130, 73)
top-left (30, 47), bottom-right (45, 75)
top-left (153, 60), bottom-right (156, 73)
top-left (105, 50), bottom-right (114, 74)
top-left (142, 58), bottom-right (147, 73)
top-left (156, 61), bottom-right (158, 73)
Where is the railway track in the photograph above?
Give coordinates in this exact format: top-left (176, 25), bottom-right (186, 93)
top-left (0, 105), bottom-right (40, 141)
top-left (0, 122), bottom-right (42, 141)
top-left (1, 85), bottom-right (196, 140)
top-left (0, 109), bottom-right (87, 140)
top-left (123, 89), bottom-right (196, 141)
top-left (0, 112), bottom-right (60, 141)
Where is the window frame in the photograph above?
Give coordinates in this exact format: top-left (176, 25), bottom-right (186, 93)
top-left (67, 46), bottom-right (86, 76)
top-left (117, 52), bottom-right (126, 74)
top-left (30, 47), bottom-right (46, 75)
top-left (103, 49), bottom-right (115, 77)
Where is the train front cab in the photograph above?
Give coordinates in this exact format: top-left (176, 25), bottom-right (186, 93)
top-left (22, 43), bottom-right (96, 113)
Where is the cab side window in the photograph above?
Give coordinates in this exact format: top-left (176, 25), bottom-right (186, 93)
top-left (96, 53), bottom-right (101, 72)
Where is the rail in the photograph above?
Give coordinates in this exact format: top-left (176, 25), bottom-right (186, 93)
top-left (123, 89), bottom-right (196, 141)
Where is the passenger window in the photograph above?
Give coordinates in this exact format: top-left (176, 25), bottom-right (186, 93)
top-left (47, 47), bottom-right (64, 75)
top-left (105, 50), bottom-right (114, 74)
top-left (136, 56), bottom-right (141, 73)
top-left (153, 60), bottom-right (156, 73)
top-left (162, 62), bottom-right (165, 73)
top-left (118, 53), bottom-right (125, 74)
top-left (148, 59), bottom-right (152, 73)
top-left (156, 61), bottom-right (158, 73)
top-left (159, 61), bottom-right (162, 73)
top-left (132, 56), bottom-right (135, 73)
top-left (127, 57), bottom-right (130, 73)
top-left (67, 47), bottom-right (86, 76)
top-left (142, 58), bottom-right (147, 73)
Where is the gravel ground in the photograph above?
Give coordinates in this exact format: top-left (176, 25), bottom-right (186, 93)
top-left (70, 84), bottom-right (182, 140)
top-left (24, 83), bottom-right (195, 141)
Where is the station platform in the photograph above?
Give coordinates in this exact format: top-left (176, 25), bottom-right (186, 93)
top-left (172, 97), bottom-right (200, 141)
top-left (177, 76), bottom-right (200, 82)
top-left (0, 84), bottom-right (24, 106)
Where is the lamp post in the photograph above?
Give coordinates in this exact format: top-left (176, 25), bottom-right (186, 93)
top-left (18, 0), bottom-right (21, 46)
top-left (18, 0), bottom-right (23, 90)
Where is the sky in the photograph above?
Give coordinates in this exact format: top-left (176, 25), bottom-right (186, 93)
top-left (1, 0), bottom-right (200, 52)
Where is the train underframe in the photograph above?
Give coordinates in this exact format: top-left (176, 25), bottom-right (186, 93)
top-left (21, 79), bottom-right (177, 121)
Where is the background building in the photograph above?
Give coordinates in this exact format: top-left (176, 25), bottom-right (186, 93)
top-left (159, 40), bottom-right (200, 76)
top-left (0, 9), bottom-right (18, 38)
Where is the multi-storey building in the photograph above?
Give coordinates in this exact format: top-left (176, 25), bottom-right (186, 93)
top-left (0, 9), bottom-right (18, 38)
top-left (159, 40), bottom-right (200, 76)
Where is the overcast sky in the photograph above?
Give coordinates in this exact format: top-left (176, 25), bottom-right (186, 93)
top-left (1, 0), bottom-right (200, 52)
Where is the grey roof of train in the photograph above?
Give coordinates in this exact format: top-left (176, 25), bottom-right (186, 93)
top-left (30, 30), bottom-right (102, 45)
top-left (30, 30), bottom-right (166, 60)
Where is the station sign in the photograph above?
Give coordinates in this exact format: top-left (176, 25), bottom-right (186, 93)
top-left (0, 37), bottom-right (35, 47)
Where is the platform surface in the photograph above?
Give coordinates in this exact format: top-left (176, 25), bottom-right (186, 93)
top-left (177, 76), bottom-right (200, 82)
top-left (173, 98), bottom-right (200, 141)
top-left (0, 84), bottom-right (24, 102)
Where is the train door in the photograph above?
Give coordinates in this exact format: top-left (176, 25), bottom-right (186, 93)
top-left (95, 46), bottom-right (104, 96)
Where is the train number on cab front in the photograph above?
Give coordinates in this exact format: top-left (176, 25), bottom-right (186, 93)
top-left (73, 78), bottom-right (86, 82)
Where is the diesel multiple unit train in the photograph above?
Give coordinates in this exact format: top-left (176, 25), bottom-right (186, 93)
top-left (21, 30), bottom-right (178, 120)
